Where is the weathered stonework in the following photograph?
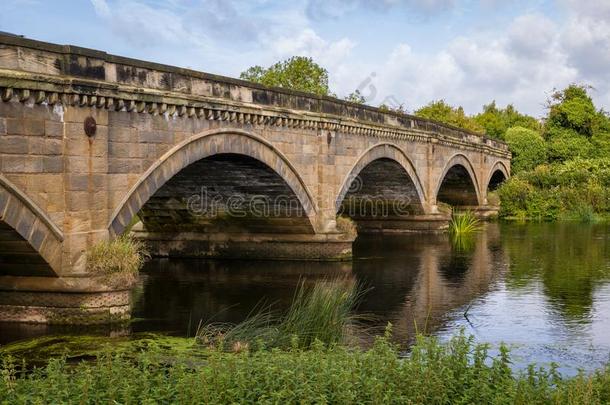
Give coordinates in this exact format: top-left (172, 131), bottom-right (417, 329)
top-left (0, 34), bottom-right (510, 324)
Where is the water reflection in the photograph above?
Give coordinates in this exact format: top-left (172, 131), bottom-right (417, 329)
top-left (1, 222), bottom-right (610, 372)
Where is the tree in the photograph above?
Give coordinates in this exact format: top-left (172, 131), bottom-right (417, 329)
top-left (473, 101), bottom-right (540, 140)
top-left (414, 100), bottom-right (483, 133)
top-left (505, 126), bottom-right (547, 173)
top-left (240, 56), bottom-right (330, 96)
top-left (344, 90), bottom-right (366, 104)
top-left (544, 84), bottom-right (610, 161)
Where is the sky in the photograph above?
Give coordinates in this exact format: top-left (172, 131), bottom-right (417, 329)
top-left (1, 0), bottom-right (609, 117)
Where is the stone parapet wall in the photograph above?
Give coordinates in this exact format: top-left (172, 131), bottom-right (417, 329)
top-left (0, 33), bottom-right (509, 158)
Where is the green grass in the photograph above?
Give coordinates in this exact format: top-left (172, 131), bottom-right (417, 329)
top-left (2, 332), bottom-right (609, 404)
top-left (196, 278), bottom-right (364, 351)
top-left (448, 211), bottom-right (482, 235)
top-left (86, 236), bottom-right (149, 283)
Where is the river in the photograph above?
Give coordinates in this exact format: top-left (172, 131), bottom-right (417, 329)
top-left (1, 222), bottom-right (609, 373)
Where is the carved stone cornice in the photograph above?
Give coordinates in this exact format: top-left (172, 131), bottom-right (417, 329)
top-left (0, 69), bottom-right (510, 158)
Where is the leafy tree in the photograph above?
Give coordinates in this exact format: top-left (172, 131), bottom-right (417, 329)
top-left (378, 102), bottom-right (409, 114)
top-left (473, 101), bottom-right (540, 140)
top-left (544, 84), bottom-right (610, 161)
top-left (344, 90), bottom-right (366, 104)
top-left (505, 126), bottom-right (548, 173)
top-left (414, 100), bottom-right (483, 133)
top-left (240, 56), bottom-right (330, 96)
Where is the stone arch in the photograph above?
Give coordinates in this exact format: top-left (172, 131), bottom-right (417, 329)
top-left (0, 175), bottom-right (63, 275)
top-left (108, 129), bottom-right (317, 236)
top-left (335, 143), bottom-right (426, 212)
top-left (435, 154), bottom-right (482, 207)
top-left (486, 161), bottom-right (509, 191)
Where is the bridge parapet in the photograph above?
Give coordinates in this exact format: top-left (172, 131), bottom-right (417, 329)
top-left (0, 33), bottom-right (509, 159)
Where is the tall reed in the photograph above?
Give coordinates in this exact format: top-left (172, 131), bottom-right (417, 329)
top-left (196, 278), bottom-right (362, 351)
top-left (448, 211), bottom-right (482, 235)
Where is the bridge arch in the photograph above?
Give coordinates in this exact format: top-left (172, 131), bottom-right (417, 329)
top-left (335, 143), bottom-right (426, 214)
top-left (435, 153), bottom-right (482, 207)
top-left (0, 175), bottom-right (63, 275)
top-left (486, 161), bottom-right (509, 192)
top-left (108, 129), bottom-right (317, 237)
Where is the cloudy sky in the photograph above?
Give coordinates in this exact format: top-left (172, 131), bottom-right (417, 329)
top-left (2, 0), bottom-right (609, 117)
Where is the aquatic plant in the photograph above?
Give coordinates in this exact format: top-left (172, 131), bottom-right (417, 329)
top-left (2, 332), bottom-right (610, 404)
top-left (448, 211), bottom-right (482, 235)
top-left (196, 278), bottom-right (363, 350)
top-left (86, 236), bottom-right (149, 283)
top-left (336, 215), bottom-right (358, 239)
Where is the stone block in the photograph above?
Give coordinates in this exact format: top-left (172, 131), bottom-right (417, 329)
top-left (42, 156), bottom-right (64, 173)
top-left (66, 191), bottom-right (90, 212)
top-left (1, 155), bottom-right (26, 172)
top-left (45, 120), bottom-right (63, 138)
top-left (0, 118), bottom-right (5, 134)
top-left (108, 126), bottom-right (135, 143)
top-left (6, 118), bottom-right (24, 135)
top-left (0, 135), bottom-right (28, 154)
top-left (66, 174), bottom-right (89, 191)
top-left (23, 119), bottom-right (45, 136)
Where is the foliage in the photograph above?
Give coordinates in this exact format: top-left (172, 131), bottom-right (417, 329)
top-left (196, 278), bottom-right (362, 351)
top-left (414, 100), bottom-right (484, 133)
top-left (473, 101), bottom-right (540, 140)
top-left (378, 102), bottom-right (409, 114)
top-left (240, 56), bottom-right (331, 96)
top-left (504, 126), bottom-right (548, 173)
top-left (2, 332), bottom-right (610, 404)
top-left (544, 84), bottom-right (610, 162)
top-left (86, 236), bottom-right (149, 283)
top-left (448, 211), bottom-right (482, 235)
top-left (336, 215), bottom-right (358, 239)
top-left (344, 89), bottom-right (366, 104)
top-left (497, 158), bottom-right (610, 220)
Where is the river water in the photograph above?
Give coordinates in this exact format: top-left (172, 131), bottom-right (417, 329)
top-left (1, 222), bottom-right (610, 373)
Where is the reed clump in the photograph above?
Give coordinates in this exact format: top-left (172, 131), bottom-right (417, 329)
top-left (448, 211), bottom-right (482, 235)
top-left (86, 236), bottom-right (149, 284)
top-left (336, 216), bottom-right (358, 239)
top-left (196, 278), bottom-right (363, 351)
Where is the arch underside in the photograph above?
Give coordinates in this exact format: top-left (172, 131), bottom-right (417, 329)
top-left (0, 222), bottom-right (54, 276)
top-left (437, 164), bottom-right (479, 207)
top-left (338, 158), bottom-right (426, 233)
top-left (139, 154), bottom-right (314, 235)
top-left (487, 169), bottom-right (507, 191)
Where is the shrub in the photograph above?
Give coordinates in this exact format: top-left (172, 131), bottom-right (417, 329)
top-left (86, 236), bottom-right (148, 284)
top-left (497, 177), bottom-right (532, 218)
top-left (505, 126), bottom-right (547, 172)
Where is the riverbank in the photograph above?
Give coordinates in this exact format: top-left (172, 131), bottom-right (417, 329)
top-left (2, 332), bottom-right (609, 404)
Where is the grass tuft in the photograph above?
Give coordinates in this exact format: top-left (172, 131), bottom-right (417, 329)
top-left (86, 236), bottom-right (149, 284)
top-left (448, 211), bottom-right (482, 235)
top-left (336, 216), bottom-right (358, 239)
top-left (196, 278), bottom-right (364, 351)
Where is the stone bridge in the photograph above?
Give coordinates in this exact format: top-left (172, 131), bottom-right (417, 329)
top-left (0, 34), bottom-right (510, 323)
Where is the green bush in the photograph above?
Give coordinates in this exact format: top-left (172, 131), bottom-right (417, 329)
top-left (2, 333), bottom-right (609, 404)
top-left (504, 126), bottom-right (547, 173)
top-left (498, 158), bottom-right (610, 220)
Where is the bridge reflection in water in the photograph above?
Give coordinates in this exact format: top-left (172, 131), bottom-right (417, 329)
top-left (132, 223), bottom-right (506, 344)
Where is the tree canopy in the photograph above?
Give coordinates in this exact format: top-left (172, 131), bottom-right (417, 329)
top-left (240, 56), bottom-right (331, 96)
top-left (414, 100), bottom-right (483, 133)
top-left (473, 102), bottom-right (540, 140)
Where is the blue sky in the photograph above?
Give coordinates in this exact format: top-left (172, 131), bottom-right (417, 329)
top-left (2, 0), bottom-right (609, 116)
